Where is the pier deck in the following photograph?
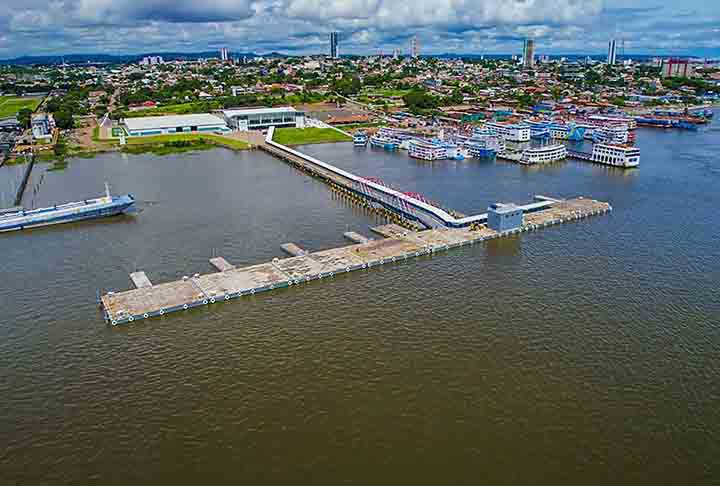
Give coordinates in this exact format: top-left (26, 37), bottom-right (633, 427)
top-left (101, 197), bottom-right (611, 325)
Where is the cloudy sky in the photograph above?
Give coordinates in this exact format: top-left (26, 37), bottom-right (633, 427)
top-left (0, 0), bottom-right (718, 59)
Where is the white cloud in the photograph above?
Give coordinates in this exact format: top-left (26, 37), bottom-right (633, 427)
top-left (0, 0), bottom-right (718, 58)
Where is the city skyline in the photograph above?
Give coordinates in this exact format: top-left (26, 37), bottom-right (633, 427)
top-left (0, 1), bottom-right (718, 59)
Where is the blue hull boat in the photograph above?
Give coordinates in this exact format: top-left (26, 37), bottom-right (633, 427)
top-left (0, 185), bottom-right (135, 233)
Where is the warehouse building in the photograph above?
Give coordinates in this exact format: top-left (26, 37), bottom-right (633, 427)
top-left (122, 114), bottom-right (229, 137)
top-left (222, 107), bottom-right (305, 131)
top-left (31, 113), bottom-right (54, 140)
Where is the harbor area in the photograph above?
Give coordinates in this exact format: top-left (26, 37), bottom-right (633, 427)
top-left (101, 196), bottom-right (611, 325)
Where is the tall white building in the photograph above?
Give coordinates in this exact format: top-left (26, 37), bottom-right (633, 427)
top-left (411, 36), bottom-right (419, 58)
top-left (140, 56), bottom-right (163, 66)
top-left (330, 32), bottom-right (339, 59)
top-left (607, 39), bottom-right (617, 65)
top-left (522, 39), bottom-right (535, 68)
top-left (219, 48), bottom-right (229, 62)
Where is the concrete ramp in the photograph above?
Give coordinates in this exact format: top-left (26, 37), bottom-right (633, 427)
top-left (343, 231), bottom-right (371, 244)
top-left (210, 257), bottom-right (235, 272)
top-left (281, 243), bottom-right (307, 256)
top-left (129, 271), bottom-right (153, 289)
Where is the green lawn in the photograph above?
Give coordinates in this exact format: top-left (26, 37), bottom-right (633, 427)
top-left (125, 133), bottom-right (250, 150)
top-left (273, 127), bottom-right (351, 145)
top-left (362, 88), bottom-right (411, 98)
top-left (0, 96), bottom-right (42, 118)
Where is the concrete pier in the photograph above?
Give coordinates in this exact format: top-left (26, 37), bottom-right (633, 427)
top-left (100, 130), bottom-right (615, 326)
top-left (101, 197), bottom-right (612, 325)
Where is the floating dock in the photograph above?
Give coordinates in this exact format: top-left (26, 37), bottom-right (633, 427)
top-left (101, 197), bottom-right (611, 325)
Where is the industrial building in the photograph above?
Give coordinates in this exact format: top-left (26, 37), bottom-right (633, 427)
top-left (31, 113), bottom-right (54, 140)
top-left (0, 117), bottom-right (21, 132)
top-left (0, 132), bottom-right (17, 153)
top-left (222, 107), bottom-right (305, 131)
top-left (122, 114), bottom-right (229, 137)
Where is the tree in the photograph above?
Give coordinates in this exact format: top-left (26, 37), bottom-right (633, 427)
top-left (53, 138), bottom-right (68, 158)
top-left (402, 89), bottom-right (439, 112)
top-left (54, 110), bottom-right (74, 130)
top-left (447, 89), bottom-right (464, 105)
top-left (332, 75), bottom-right (362, 96)
top-left (17, 108), bottom-right (32, 129)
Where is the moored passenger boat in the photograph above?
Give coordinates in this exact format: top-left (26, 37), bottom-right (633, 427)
top-left (408, 139), bottom-right (447, 160)
top-left (0, 184), bottom-right (135, 233)
top-left (353, 132), bottom-right (368, 146)
top-left (465, 140), bottom-right (496, 159)
top-left (520, 144), bottom-right (567, 165)
top-left (369, 134), bottom-right (399, 150)
top-left (593, 125), bottom-right (630, 144)
top-left (591, 143), bottom-right (640, 167)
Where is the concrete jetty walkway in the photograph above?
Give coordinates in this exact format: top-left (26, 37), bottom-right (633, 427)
top-left (101, 196), bottom-right (611, 325)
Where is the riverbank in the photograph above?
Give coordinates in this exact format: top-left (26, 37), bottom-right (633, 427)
top-left (119, 134), bottom-right (250, 156)
top-left (7, 132), bottom-right (254, 164)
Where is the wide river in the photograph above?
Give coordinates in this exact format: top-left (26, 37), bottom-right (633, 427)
top-left (1, 118), bottom-right (719, 484)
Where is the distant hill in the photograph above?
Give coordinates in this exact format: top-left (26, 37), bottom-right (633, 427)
top-left (0, 51), bottom-right (268, 66)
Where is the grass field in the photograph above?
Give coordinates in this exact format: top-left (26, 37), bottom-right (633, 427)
top-left (0, 96), bottom-right (42, 118)
top-left (362, 89), bottom-right (411, 98)
top-left (125, 133), bottom-right (250, 150)
top-left (273, 127), bottom-right (351, 145)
